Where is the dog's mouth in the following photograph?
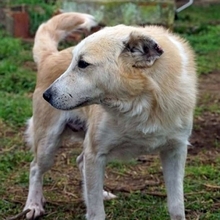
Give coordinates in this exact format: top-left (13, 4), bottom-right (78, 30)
top-left (61, 97), bottom-right (99, 110)
top-left (73, 99), bottom-right (92, 109)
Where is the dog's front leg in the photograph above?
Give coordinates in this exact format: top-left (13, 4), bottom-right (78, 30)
top-left (160, 143), bottom-right (187, 220)
top-left (77, 151), bottom-right (116, 201)
top-left (83, 144), bottom-right (106, 220)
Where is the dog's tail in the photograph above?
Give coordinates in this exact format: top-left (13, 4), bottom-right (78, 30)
top-left (33, 12), bottom-right (97, 65)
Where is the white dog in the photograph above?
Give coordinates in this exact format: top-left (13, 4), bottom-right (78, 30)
top-left (24, 12), bottom-right (197, 220)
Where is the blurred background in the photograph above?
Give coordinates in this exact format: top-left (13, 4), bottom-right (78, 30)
top-left (0, 0), bottom-right (220, 219)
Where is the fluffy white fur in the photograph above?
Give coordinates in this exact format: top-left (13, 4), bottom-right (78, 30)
top-left (24, 12), bottom-right (197, 220)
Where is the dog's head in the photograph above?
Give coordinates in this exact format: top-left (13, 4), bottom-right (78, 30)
top-left (43, 25), bottom-right (164, 110)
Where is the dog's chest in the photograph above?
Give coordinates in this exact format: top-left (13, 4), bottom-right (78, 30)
top-left (124, 131), bottom-right (167, 150)
top-left (96, 109), bottom-right (189, 161)
top-left (104, 129), bottom-right (168, 161)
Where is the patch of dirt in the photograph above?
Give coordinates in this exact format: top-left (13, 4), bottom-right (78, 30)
top-left (198, 71), bottom-right (220, 97)
top-left (190, 71), bottom-right (220, 154)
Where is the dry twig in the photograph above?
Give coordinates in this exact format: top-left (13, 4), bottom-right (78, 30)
top-left (203, 183), bottom-right (220, 189)
top-left (6, 209), bottom-right (30, 220)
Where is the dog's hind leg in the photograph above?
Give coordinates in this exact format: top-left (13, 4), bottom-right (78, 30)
top-left (24, 112), bottom-right (66, 220)
top-left (160, 141), bottom-right (187, 220)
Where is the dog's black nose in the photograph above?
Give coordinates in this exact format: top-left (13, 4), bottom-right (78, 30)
top-left (43, 89), bottom-right (52, 102)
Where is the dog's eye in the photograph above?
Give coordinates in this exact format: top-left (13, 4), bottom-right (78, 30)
top-left (78, 60), bottom-right (90, 69)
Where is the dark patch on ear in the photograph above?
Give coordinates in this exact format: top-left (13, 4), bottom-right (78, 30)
top-left (123, 32), bottom-right (163, 68)
top-left (153, 43), bottom-right (163, 55)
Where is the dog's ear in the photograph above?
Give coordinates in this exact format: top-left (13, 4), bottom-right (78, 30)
top-left (122, 32), bottom-right (163, 68)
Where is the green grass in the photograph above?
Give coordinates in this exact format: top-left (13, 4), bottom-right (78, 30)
top-left (0, 31), bottom-right (35, 127)
top-left (175, 4), bottom-right (220, 117)
top-left (174, 5), bottom-right (220, 74)
top-left (0, 3), bottom-right (220, 220)
top-left (0, 93), bottom-right (32, 127)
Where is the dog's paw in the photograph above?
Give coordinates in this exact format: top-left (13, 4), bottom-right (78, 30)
top-left (103, 190), bottom-right (117, 200)
top-left (24, 203), bottom-right (45, 220)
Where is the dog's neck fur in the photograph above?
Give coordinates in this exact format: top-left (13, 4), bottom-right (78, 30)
top-left (100, 94), bottom-right (183, 134)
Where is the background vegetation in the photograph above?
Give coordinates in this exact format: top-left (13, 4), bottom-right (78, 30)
top-left (6, 0), bottom-right (59, 35)
top-left (0, 2), bottom-right (220, 220)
